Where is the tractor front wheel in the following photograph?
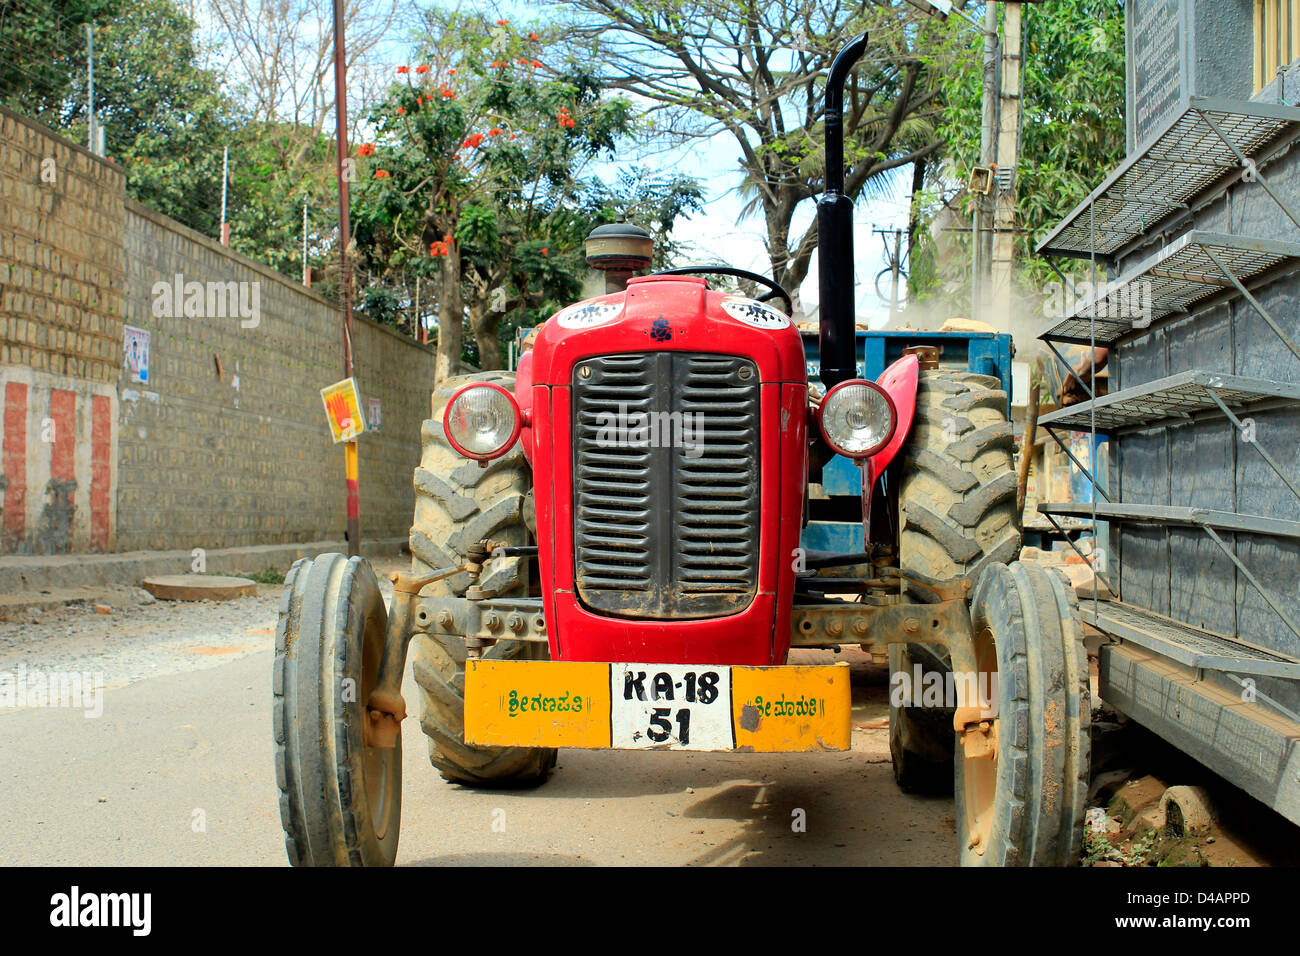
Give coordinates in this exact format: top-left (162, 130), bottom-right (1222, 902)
top-left (274, 553), bottom-right (402, 866)
top-left (955, 560), bottom-right (1090, 866)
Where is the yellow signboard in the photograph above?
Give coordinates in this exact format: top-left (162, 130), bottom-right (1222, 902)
top-left (731, 665), bottom-right (852, 752)
top-left (465, 660), bottom-right (611, 750)
top-left (465, 659), bottom-right (851, 752)
top-left (321, 377), bottom-right (366, 443)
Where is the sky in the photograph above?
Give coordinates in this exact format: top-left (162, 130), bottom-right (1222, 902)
top-left (657, 127), bottom-right (917, 327)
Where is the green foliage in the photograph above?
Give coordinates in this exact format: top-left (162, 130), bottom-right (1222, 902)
top-left (1018, 2), bottom-right (1127, 255)
top-left (2, 0), bottom-right (243, 238)
top-left (94, 0), bottom-right (237, 233)
top-left (348, 12), bottom-right (700, 363)
top-left (242, 566), bottom-right (286, 585)
top-left (1083, 828), bottom-right (1158, 867)
top-left (915, 0), bottom-right (1127, 302)
top-left (1, 0), bottom-right (338, 283)
top-left (0, 0), bottom-right (123, 122)
top-left (226, 125), bottom-right (338, 280)
top-left (0, 0), bottom-right (700, 351)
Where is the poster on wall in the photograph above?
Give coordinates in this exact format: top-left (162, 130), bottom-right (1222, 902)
top-left (320, 377), bottom-right (366, 443)
top-left (123, 325), bottom-right (150, 383)
top-left (367, 397), bottom-right (382, 431)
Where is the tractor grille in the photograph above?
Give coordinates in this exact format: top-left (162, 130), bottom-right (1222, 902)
top-left (572, 352), bottom-right (761, 619)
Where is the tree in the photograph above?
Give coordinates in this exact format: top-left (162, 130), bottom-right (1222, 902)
top-left (555, 0), bottom-right (949, 302)
top-left (911, 0), bottom-right (1126, 305)
top-left (223, 124), bottom-right (338, 278)
top-left (87, 0), bottom-right (236, 234)
top-left (202, 0), bottom-right (398, 135)
top-left (0, 0), bottom-right (242, 236)
top-left (0, 0), bottom-right (123, 125)
top-left (0, 0), bottom-right (400, 284)
top-left (349, 13), bottom-right (700, 379)
top-left (199, 0), bottom-right (399, 277)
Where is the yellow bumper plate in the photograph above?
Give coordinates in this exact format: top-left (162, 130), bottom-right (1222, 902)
top-left (465, 660), bottom-right (851, 752)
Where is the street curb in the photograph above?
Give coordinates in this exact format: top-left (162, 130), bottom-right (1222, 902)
top-left (0, 538), bottom-right (409, 593)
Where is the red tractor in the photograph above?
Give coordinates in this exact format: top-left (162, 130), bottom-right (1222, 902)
top-left (274, 35), bottom-right (1090, 867)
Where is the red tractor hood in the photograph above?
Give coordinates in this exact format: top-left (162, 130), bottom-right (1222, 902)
top-left (525, 275), bottom-right (808, 385)
top-left (515, 273), bottom-right (810, 666)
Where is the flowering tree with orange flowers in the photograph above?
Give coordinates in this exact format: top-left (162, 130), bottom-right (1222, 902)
top-left (349, 12), bottom-right (699, 380)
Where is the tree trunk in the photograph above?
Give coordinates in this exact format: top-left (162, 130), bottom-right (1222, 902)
top-left (908, 158), bottom-right (927, 257)
top-left (433, 246), bottom-right (463, 386)
top-left (470, 303), bottom-right (503, 372)
top-left (765, 199), bottom-right (793, 291)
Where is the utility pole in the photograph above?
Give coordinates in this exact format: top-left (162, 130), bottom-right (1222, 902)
top-left (332, 0), bottom-right (359, 558)
top-left (874, 227), bottom-right (905, 325)
top-left (990, 2), bottom-right (1025, 323)
top-left (414, 276), bottom-right (422, 344)
top-left (302, 202), bottom-right (310, 287)
top-left (220, 145), bottom-right (230, 246)
top-left (85, 24), bottom-right (96, 153)
top-left (890, 228), bottom-right (903, 322)
top-left (974, 2), bottom-right (999, 323)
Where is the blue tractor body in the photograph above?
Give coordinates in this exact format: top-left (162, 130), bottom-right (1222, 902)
top-left (800, 328), bottom-right (1015, 552)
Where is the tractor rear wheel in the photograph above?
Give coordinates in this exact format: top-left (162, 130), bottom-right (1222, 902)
top-left (408, 371), bottom-right (557, 787)
top-left (888, 642), bottom-right (957, 793)
top-left (274, 553), bottom-right (402, 866)
top-left (890, 369), bottom-right (1021, 793)
top-left (956, 560), bottom-right (1090, 866)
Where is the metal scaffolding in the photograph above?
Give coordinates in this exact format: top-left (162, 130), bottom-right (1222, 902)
top-left (1033, 94), bottom-right (1300, 685)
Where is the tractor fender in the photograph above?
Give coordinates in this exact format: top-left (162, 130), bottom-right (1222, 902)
top-left (866, 353), bottom-right (919, 486)
top-left (515, 348), bottom-right (535, 464)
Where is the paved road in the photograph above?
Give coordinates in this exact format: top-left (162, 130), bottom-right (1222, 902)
top-left (0, 568), bottom-right (955, 867)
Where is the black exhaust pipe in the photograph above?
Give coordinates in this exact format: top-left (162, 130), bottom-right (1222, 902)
top-left (818, 33), bottom-right (868, 390)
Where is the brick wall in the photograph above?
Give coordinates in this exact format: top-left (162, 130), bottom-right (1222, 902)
top-left (0, 105), bottom-right (433, 555)
top-left (0, 109), bottom-right (125, 383)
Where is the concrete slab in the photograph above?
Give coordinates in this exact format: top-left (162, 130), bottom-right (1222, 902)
top-left (142, 574), bottom-right (258, 602)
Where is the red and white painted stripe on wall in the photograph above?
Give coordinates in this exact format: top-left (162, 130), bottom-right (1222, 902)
top-left (0, 368), bottom-right (117, 555)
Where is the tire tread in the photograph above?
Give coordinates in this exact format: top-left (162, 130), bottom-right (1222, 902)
top-left (409, 372), bottom-right (556, 787)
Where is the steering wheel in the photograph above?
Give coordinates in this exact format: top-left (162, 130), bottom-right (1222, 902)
top-left (649, 266), bottom-right (794, 318)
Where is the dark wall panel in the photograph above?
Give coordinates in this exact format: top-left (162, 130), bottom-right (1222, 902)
top-left (1118, 526), bottom-right (1170, 613)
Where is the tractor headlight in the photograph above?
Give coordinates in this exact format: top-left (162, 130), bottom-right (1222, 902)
top-left (819, 379), bottom-right (896, 458)
top-left (444, 382), bottom-right (522, 460)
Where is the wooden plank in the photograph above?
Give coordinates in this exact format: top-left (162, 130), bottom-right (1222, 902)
top-left (1100, 643), bottom-right (1300, 825)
